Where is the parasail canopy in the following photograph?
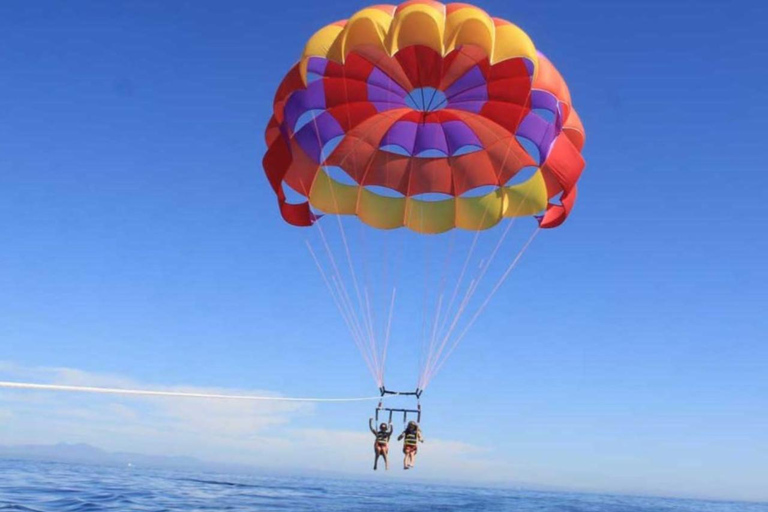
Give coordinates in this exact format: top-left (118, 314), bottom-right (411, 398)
top-left (262, 1), bottom-right (586, 392)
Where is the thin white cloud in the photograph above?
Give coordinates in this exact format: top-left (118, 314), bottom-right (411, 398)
top-left (0, 361), bottom-right (514, 481)
top-left (0, 361), bottom-right (310, 457)
top-left (3, 362), bottom-right (767, 502)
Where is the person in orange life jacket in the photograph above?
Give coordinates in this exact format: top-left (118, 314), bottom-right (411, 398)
top-left (397, 420), bottom-right (423, 470)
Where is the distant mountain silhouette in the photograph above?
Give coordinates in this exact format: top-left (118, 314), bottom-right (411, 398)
top-left (0, 443), bottom-right (562, 493)
top-left (0, 442), bottom-right (248, 472)
top-left (0, 442), bottom-right (108, 462)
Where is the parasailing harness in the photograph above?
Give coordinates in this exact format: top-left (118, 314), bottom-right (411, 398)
top-left (375, 386), bottom-right (422, 424)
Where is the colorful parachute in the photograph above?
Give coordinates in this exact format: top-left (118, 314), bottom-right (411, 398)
top-left (263, 1), bottom-right (586, 393)
top-left (264, 1), bottom-right (585, 234)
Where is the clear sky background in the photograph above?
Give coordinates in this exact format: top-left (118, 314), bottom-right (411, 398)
top-left (1, 0), bottom-right (767, 503)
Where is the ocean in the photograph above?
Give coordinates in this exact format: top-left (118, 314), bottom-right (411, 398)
top-left (0, 459), bottom-right (765, 512)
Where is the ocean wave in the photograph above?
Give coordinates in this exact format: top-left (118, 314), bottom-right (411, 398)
top-left (1, 460), bottom-right (766, 512)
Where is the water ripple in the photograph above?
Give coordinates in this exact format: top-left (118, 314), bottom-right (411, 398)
top-left (1, 459), bottom-right (766, 512)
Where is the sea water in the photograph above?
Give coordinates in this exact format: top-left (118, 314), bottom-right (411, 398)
top-left (0, 459), bottom-right (765, 512)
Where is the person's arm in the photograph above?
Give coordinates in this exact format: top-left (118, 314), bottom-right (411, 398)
top-left (387, 423), bottom-right (393, 434)
top-left (418, 431), bottom-right (424, 443)
top-left (397, 431), bottom-right (405, 441)
top-left (369, 418), bottom-right (377, 435)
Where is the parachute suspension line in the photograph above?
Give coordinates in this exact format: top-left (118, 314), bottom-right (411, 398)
top-left (416, 47), bottom-right (476, 388)
top-left (327, 218), bottom-right (381, 386)
top-left (314, 103), bottom-right (426, 388)
top-left (0, 381), bottom-right (382, 403)
top-left (313, 220), bottom-right (379, 385)
top-left (307, 107), bottom-right (384, 387)
top-left (378, 208), bottom-right (409, 389)
top-left (298, 148), bottom-right (377, 384)
top-left (338, 62), bottom-right (383, 382)
top-left (426, 227), bottom-right (540, 384)
top-left (420, 199), bottom-right (457, 389)
top-left (410, 47), bottom-right (437, 393)
top-left (306, 107), bottom-right (417, 387)
top-left (417, 214), bottom-right (485, 389)
top-left (358, 220), bottom-right (384, 385)
top-left (316, 121), bottom-right (381, 383)
top-left (433, 126), bottom-right (536, 366)
top-left (315, 110), bottom-right (412, 386)
top-left (419, 134), bottom-right (541, 388)
top-left (331, 200), bottom-right (381, 382)
top-left (415, 65), bottom-right (453, 390)
top-left (335, 272), bottom-right (378, 383)
top-left (327, 273), bottom-right (366, 351)
top-left (414, 203), bottom-right (438, 388)
top-left (379, 287), bottom-right (397, 386)
top-left (421, 217), bottom-right (520, 388)
top-left (417, 208), bottom-right (434, 389)
top-left (424, 292), bottom-right (444, 388)
top-left (377, 63), bottom-right (396, 388)
top-left (306, 241), bottom-right (379, 383)
top-left (363, 287), bottom-right (380, 379)
top-left (419, 208), bottom-right (487, 389)
top-left (436, 216), bottom-right (518, 350)
top-left (421, 188), bottom-right (541, 387)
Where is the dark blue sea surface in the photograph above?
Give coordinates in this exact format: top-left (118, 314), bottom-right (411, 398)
top-left (0, 459), bottom-right (765, 512)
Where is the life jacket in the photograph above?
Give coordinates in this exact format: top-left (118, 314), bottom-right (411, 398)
top-left (376, 430), bottom-right (390, 444)
top-left (404, 431), bottom-right (419, 446)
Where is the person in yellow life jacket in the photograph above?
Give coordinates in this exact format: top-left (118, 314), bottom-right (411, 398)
top-left (397, 421), bottom-right (424, 470)
top-left (369, 418), bottom-right (393, 470)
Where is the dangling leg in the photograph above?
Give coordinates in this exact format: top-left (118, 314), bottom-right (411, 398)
top-left (404, 446), bottom-right (416, 469)
top-left (382, 445), bottom-right (389, 470)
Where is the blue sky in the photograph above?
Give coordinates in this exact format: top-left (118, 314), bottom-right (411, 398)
top-left (1, 0), bottom-right (767, 502)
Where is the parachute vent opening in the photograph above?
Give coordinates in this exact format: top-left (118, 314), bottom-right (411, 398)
top-left (320, 135), bottom-right (344, 163)
top-left (410, 192), bottom-right (454, 203)
top-left (306, 71), bottom-right (323, 83)
top-left (380, 144), bottom-right (412, 156)
top-left (364, 185), bottom-right (405, 198)
top-left (415, 149), bottom-right (449, 158)
top-left (405, 87), bottom-right (447, 113)
top-left (504, 166), bottom-right (539, 186)
top-left (460, 185), bottom-right (499, 198)
top-left (452, 145), bottom-right (483, 156)
top-left (532, 107), bottom-right (556, 123)
top-left (323, 166), bottom-right (359, 186)
top-left (516, 136), bottom-right (541, 165)
top-left (294, 109), bottom-right (325, 133)
top-left (282, 182), bottom-right (309, 205)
